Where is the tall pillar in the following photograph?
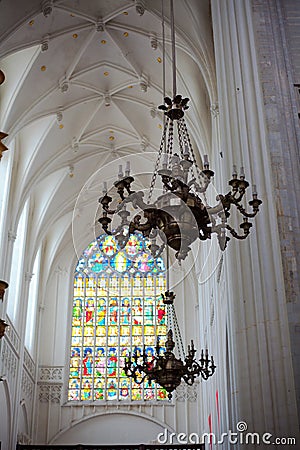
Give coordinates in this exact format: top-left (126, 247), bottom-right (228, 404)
top-left (211, 0), bottom-right (299, 444)
top-left (251, 0), bottom-right (300, 423)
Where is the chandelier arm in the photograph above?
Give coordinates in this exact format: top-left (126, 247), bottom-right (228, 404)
top-left (182, 361), bottom-right (202, 384)
top-left (129, 215), bottom-right (153, 234)
top-left (127, 367), bottom-right (148, 384)
top-left (102, 206), bottom-right (118, 215)
top-left (206, 200), bottom-right (226, 215)
top-left (222, 193), bottom-right (261, 218)
top-left (124, 352), bottom-right (152, 384)
top-left (226, 224), bottom-right (251, 240)
top-left (211, 223), bottom-right (227, 236)
top-left (183, 374), bottom-right (196, 386)
top-left (153, 242), bottom-right (166, 258)
top-left (200, 373), bottom-right (209, 381)
top-left (110, 225), bottom-right (126, 237)
top-left (235, 202), bottom-right (261, 218)
top-left (102, 198), bottom-right (130, 215)
top-left (121, 192), bottom-right (156, 212)
top-left (187, 178), bottom-right (209, 194)
top-left (98, 224), bottom-right (111, 235)
top-left (101, 197), bottom-right (133, 216)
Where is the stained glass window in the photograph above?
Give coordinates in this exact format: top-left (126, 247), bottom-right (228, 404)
top-left (68, 233), bottom-right (167, 401)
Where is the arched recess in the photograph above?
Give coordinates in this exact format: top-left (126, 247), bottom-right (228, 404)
top-left (51, 411), bottom-right (174, 445)
top-left (0, 378), bottom-right (12, 450)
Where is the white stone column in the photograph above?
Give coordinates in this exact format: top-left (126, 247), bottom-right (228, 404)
top-left (211, 0), bottom-right (299, 444)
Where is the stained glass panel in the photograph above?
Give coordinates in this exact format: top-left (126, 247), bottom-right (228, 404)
top-left (68, 233), bottom-right (167, 401)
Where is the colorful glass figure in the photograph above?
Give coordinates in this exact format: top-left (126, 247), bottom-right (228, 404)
top-left (68, 233), bottom-right (167, 401)
top-left (88, 252), bottom-right (108, 273)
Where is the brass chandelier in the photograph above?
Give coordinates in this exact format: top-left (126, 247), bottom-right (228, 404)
top-left (124, 290), bottom-right (216, 400)
top-left (97, 3), bottom-right (262, 262)
top-left (98, 96), bottom-right (262, 260)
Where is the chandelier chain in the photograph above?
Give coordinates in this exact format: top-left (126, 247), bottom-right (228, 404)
top-left (166, 241), bottom-right (170, 291)
top-left (170, 304), bottom-right (185, 359)
top-left (180, 119), bottom-right (199, 176)
top-left (179, 119), bottom-right (190, 156)
top-left (177, 120), bottom-right (185, 158)
top-left (147, 120), bottom-right (168, 204)
top-left (167, 119), bottom-right (174, 167)
top-left (167, 304), bottom-right (172, 333)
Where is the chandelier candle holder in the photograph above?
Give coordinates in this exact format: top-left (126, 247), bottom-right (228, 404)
top-left (124, 291), bottom-right (216, 400)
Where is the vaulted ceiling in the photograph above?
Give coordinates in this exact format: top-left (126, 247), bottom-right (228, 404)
top-left (0, 0), bottom-right (216, 272)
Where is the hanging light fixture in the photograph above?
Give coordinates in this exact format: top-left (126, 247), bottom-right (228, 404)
top-left (124, 290), bottom-right (216, 400)
top-left (97, 0), bottom-right (262, 261)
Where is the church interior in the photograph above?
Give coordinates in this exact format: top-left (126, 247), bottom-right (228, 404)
top-left (0, 1), bottom-right (299, 449)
